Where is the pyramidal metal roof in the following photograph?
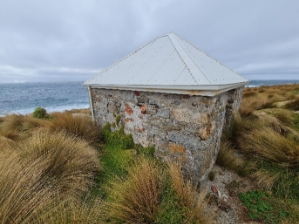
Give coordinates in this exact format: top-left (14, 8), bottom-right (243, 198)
top-left (84, 32), bottom-right (248, 96)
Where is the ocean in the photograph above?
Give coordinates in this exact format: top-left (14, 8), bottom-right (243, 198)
top-left (0, 80), bottom-right (299, 116)
top-left (0, 81), bottom-right (89, 116)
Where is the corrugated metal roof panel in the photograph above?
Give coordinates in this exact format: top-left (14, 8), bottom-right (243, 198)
top-left (84, 32), bottom-right (248, 96)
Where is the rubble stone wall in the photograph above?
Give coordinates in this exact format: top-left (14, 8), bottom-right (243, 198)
top-left (90, 87), bottom-right (244, 181)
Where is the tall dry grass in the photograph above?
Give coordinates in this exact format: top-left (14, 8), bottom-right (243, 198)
top-left (0, 114), bottom-right (51, 140)
top-left (0, 150), bottom-right (52, 223)
top-left (224, 112), bottom-right (299, 168)
top-left (0, 114), bottom-right (51, 131)
top-left (19, 129), bottom-right (101, 196)
top-left (0, 129), bottom-right (101, 223)
top-left (216, 141), bottom-right (248, 176)
top-left (238, 127), bottom-right (299, 167)
top-left (50, 112), bottom-right (101, 145)
top-left (167, 163), bottom-right (211, 224)
top-left (221, 102), bottom-right (299, 194)
top-left (106, 158), bottom-right (163, 223)
top-left (240, 84), bottom-right (299, 116)
top-left (0, 135), bottom-right (16, 150)
top-left (32, 197), bottom-right (103, 224)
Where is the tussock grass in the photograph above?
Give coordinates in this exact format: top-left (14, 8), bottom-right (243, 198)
top-left (19, 130), bottom-right (101, 195)
top-left (34, 197), bottom-right (103, 224)
top-left (168, 163), bottom-right (211, 224)
top-left (0, 114), bottom-right (51, 140)
top-left (0, 150), bottom-right (51, 224)
top-left (106, 158), bottom-right (163, 223)
top-left (0, 114), bottom-right (50, 132)
top-left (285, 99), bottom-right (299, 110)
top-left (50, 112), bottom-right (101, 145)
top-left (0, 130), bottom-right (20, 141)
top-left (250, 169), bottom-right (281, 190)
top-left (0, 114), bottom-right (24, 131)
top-left (0, 135), bottom-right (16, 150)
top-left (242, 90), bottom-right (257, 98)
top-left (0, 129), bottom-right (101, 223)
top-left (239, 127), bottom-right (299, 166)
top-left (216, 141), bottom-right (249, 176)
top-left (240, 84), bottom-right (299, 117)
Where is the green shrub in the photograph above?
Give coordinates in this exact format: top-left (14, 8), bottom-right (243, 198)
top-left (33, 107), bottom-right (50, 119)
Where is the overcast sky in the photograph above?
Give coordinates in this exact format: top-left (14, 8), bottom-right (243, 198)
top-left (0, 0), bottom-right (298, 83)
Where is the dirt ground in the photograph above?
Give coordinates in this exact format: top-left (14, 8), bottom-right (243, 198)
top-left (203, 165), bottom-right (260, 224)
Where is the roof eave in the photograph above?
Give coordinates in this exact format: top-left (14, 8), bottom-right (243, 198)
top-left (83, 81), bottom-right (249, 96)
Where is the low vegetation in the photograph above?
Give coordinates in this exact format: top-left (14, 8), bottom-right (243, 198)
top-left (100, 123), bottom-right (211, 223)
top-left (0, 109), bottom-right (210, 223)
top-left (218, 83), bottom-right (299, 223)
top-left (1, 83), bottom-right (298, 223)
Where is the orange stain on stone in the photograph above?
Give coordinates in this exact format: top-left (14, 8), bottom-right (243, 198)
top-left (141, 105), bottom-right (146, 114)
top-left (125, 104), bottom-right (133, 115)
top-left (169, 143), bottom-right (186, 161)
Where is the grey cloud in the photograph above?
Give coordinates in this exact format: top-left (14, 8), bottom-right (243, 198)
top-left (0, 0), bottom-right (298, 83)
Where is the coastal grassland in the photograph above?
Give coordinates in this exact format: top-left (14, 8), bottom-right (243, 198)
top-left (0, 109), bottom-right (211, 223)
top-left (240, 84), bottom-right (299, 116)
top-left (218, 83), bottom-right (299, 223)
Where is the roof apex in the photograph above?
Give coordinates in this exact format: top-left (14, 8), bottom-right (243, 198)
top-left (84, 32), bottom-right (248, 96)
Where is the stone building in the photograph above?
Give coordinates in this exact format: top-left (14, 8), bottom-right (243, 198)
top-left (84, 32), bottom-right (248, 182)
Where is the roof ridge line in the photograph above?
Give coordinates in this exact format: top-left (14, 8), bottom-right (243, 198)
top-left (167, 34), bottom-right (198, 85)
top-left (169, 33), bottom-right (212, 84)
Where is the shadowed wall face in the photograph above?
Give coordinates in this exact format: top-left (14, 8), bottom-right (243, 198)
top-left (90, 87), bottom-right (244, 181)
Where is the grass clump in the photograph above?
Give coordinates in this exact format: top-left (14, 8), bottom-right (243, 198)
top-left (284, 99), bottom-right (299, 110)
top-left (0, 129), bottom-right (101, 223)
top-left (166, 163), bottom-right (211, 224)
top-left (19, 129), bottom-right (101, 195)
top-left (106, 158), bottom-right (163, 223)
top-left (104, 159), bottom-right (211, 224)
top-left (0, 114), bottom-right (51, 140)
top-left (50, 112), bottom-right (101, 145)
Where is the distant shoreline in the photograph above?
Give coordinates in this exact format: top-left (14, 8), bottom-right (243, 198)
top-left (0, 106), bottom-right (90, 117)
top-left (0, 79), bottom-right (299, 117)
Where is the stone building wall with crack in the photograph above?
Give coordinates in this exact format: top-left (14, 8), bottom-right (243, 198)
top-left (90, 87), bottom-right (244, 182)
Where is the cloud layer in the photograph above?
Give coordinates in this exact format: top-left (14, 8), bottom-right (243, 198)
top-left (0, 0), bottom-right (298, 83)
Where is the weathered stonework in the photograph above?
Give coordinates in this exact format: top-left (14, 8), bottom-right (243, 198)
top-left (90, 87), bottom-right (244, 182)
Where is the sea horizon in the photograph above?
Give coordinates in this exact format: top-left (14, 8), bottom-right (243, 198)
top-left (1, 79), bottom-right (299, 117)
